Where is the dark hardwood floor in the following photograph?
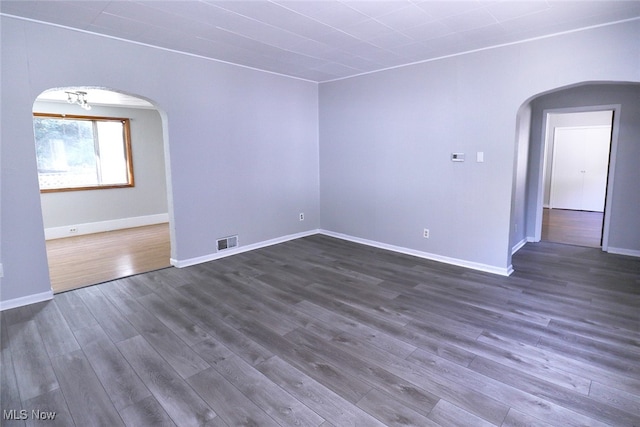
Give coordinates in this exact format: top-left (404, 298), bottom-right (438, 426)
top-left (1, 235), bottom-right (639, 426)
top-left (542, 208), bottom-right (604, 248)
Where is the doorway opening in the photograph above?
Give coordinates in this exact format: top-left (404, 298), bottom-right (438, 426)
top-left (541, 110), bottom-right (614, 248)
top-left (33, 87), bottom-right (173, 293)
top-left (511, 81), bottom-right (640, 268)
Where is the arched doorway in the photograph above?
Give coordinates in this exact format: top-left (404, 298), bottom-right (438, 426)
top-left (33, 87), bottom-right (174, 292)
top-left (511, 81), bottom-right (640, 257)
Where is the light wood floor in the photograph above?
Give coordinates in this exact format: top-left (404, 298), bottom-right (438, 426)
top-left (542, 208), bottom-right (604, 248)
top-left (2, 235), bottom-right (639, 426)
top-left (45, 223), bottom-right (171, 293)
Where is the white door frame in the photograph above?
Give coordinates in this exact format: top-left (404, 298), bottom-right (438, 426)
top-left (534, 104), bottom-right (621, 251)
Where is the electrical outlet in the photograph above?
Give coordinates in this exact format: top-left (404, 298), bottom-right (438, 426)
top-left (423, 228), bottom-right (430, 239)
top-left (299, 213), bottom-right (304, 221)
top-left (69, 227), bottom-right (78, 233)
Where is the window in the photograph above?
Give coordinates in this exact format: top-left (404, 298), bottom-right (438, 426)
top-left (33, 113), bottom-right (134, 192)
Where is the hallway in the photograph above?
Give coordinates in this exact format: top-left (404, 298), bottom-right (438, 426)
top-left (542, 208), bottom-right (603, 248)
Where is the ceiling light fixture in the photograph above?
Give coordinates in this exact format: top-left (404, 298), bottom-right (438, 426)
top-left (65, 91), bottom-right (91, 110)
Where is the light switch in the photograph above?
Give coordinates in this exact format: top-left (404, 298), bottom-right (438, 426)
top-left (477, 152), bottom-right (484, 162)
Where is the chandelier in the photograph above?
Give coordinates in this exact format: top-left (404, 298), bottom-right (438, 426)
top-left (65, 91), bottom-right (91, 110)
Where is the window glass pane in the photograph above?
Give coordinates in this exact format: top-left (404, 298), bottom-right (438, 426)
top-left (33, 115), bottom-right (133, 191)
top-left (34, 117), bottom-right (99, 189)
top-left (96, 121), bottom-right (128, 185)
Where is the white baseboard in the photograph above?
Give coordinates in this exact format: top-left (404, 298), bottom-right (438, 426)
top-left (172, 228), bottom-right (512, 275)
top-left (45, 213), bottom-right (169, 240)
top-left (171, 229), bottom-right (321, 268)
top-left (511, 238), bottom-right (528, 254)
top-left (607, 247), bottom-right (640, 258)
top-left (319, 230), bottom-right (513, 276)
top-left (0, 289), bottom-right (54, 311)
top-left (2, 227), bottom-right (517, 311)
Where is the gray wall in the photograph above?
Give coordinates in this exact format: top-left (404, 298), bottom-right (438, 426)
top-left (510, 103), bottom-right (531, 251)
top-left (1, 16), bottom-right (320, 304)
top-left (525, 83), bottom-right (640, 253)
top-left (33, 101), bottom-right (168, 230)
top-left (319, 20), bottom-right (640, 272)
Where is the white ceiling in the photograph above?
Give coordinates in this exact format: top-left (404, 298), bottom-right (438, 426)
top-left (3, 0), bottom-right (640, 83)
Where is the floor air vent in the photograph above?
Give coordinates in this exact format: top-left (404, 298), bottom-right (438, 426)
top-left (217, 235), bottom-right (238, 251)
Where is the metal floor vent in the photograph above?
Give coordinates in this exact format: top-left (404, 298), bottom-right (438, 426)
top-left (217, 235), bottom-right (238, 251)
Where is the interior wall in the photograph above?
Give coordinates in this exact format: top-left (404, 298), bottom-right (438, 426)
top-left (510, 103), bottom-right (532, 252)
top-left (33, 100), bottom-right (168, 233)
top-left (525, 83), bottom-right (640, 255)
top-left (319, 20), bottom-right (640, 272)
top-left (0, 16), bottom-right (320, 305)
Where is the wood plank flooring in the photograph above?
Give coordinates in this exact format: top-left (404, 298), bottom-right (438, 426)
top-left (45, 223), bottom-right (171, 293)
top-left (542, 208), bottom-right (603, 248)
top-left (2, 235), bottom-right (639, 426)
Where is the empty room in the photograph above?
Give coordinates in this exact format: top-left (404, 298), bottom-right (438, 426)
top-left (1, 1), bottom-right (639, 426)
